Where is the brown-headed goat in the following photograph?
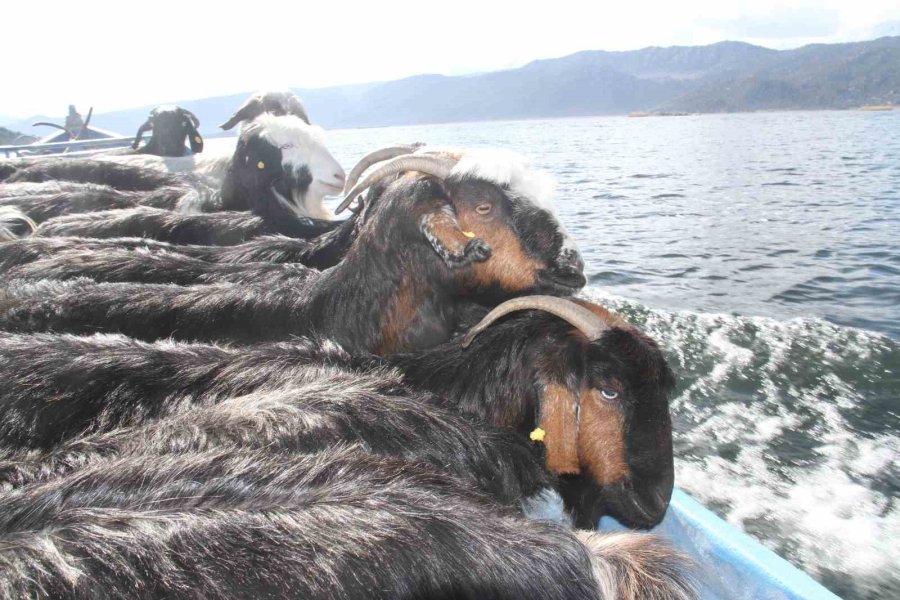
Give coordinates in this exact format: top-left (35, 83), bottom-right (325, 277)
top-left (0, 298), bottom-right (672, 529)
top-left (0, 151), bottom-right (585, 352)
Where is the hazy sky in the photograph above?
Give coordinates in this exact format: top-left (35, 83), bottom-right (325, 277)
top-left (2, 0), bottom-right (899, 118)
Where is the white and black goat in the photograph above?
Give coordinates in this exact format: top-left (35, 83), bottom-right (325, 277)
top-left (130, 105), bottom-right (204, 156)
top-left (0, 151), bottom-right (586, 352)
top-left (0, 147), bottom-right (414, 273)
top-left (0, 297), bottom-right (674, 530)
top-left (1, 115), bottom-right (344, 231)
top-left (18, 115), bottom-right (345, 239)
top-left (0, 447), bottom-right (693, 600)
top-left (220, 90), bottom-right (311, 130)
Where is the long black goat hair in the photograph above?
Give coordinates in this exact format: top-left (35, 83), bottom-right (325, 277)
top-left (0, 180), bottom-right (222, 222)
top-left (0, 447), bottom-right (694, 600)
top-left (1, 157), bottom-right (193, 190)
top-left (0, 218), bottom-right (356, 275)
top-left (0, 369), bottom-right (550, 509)
top-left (6, 247), bottom-right (318, 285)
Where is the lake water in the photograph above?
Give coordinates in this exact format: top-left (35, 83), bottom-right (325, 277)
top-left (321, 111), bottom-right (899, 599)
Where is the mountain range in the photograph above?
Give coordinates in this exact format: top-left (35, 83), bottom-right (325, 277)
top-left (4, 36), bottom-right (898, 138)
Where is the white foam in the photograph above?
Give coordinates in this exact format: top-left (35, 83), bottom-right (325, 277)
top-left (578, 287), bottom-right (900, 596)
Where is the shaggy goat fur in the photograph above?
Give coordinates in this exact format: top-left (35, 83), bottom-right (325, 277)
top-left (0, 447), bottom-right (694, 600)
top-left (0, 225), bottom-right (354, 274)
top-left (3, 158), bottom-right (195, 191)
top-left (0, 208), bottom-right (35, 241)
top-left (0, 181), bottom-right (213, 222)
top-left (6, 247), bottom-right (319, 285)
top-left (33, 205), bottom-right (340, 245)
top-left (0, 369), bottom-right (550, 508)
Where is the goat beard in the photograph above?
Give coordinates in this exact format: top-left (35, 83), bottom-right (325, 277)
top-left (271, 181), bottom-right (309, 220)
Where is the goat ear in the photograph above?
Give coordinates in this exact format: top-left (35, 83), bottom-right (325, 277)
top-left (220, 98), bottom-right (263, 130)
top-left (180, 108), bottom-right (200, 128)
top-left (286, 95), bottom-right (310, 124)
top-left (538, 383), bottom-right (582, 475)
top-left (183, 116), bottom-right (204, 153)
top-left (419, 204), bottom-right (492, 268)
top-left (132, 119), bottom-right (152, 150)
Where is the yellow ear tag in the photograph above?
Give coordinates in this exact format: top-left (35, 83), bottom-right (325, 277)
top-left (257, 161), bottom-right (265, 170)
top-left (462, 231), bottom-right (476, 238)
top-left (194, 136), bottom-right (202, 143)
top-left (529, 428), bottom-right (546, 442)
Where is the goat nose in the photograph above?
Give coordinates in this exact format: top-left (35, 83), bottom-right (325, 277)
top-left (556, 265), bottom-right (587, 289)
top-left (570, 254), bottom-right (585, 273)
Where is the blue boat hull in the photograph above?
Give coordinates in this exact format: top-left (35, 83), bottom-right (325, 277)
top-left (600, 489), bottom-right (841, 600)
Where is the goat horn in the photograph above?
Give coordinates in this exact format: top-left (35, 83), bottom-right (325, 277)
top-left (32, 122), bottom-right (72, 136)
top-left (336, 154), bottom-right (457, 214)
top-left (461, 296), bottom-right (610, 348)
top-left (344, 144), bottom-right (424, 195)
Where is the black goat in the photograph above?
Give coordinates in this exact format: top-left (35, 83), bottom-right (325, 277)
top-left (0, 447), bottom-right (693, 600)
top-left (220, 90), bottom-right (311, 130)
top-left (0, 370), bottom-right (551, 510)
top-left (0, 152), bottom-right (585, 352)
top-left (131, 105), bottom-right (203, 156)
top-left (0, 297), bottom-right (674, 529)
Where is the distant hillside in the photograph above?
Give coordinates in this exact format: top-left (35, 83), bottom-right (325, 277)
top-left (663, 37), bottom-right (900, 111)
top-left (0, 126), bottom-right (36, 145)
top-left (6, 37), bottom-right (898, 136)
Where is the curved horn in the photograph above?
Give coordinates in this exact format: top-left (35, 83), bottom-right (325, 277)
top-left (285, 95), bottom-right (311, 124)
top-left (336, 154), bottom-right (457, 215)
top-left (344, 145), bottom-right (424, 195)
top-left (219, 96), bottom-right (263, 130)
top-left (32, 122), bottom-right (73, 137)
top-left (180, 108), bottom-right (200, 128)
top-left (132, 118), bottom-right (153, 150)
top-left (461, 296), bottom-right (610, 348)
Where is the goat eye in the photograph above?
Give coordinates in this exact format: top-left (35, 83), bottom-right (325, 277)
top-left (600, 388), bottom-right (619, 401)
top-left (475, 203), bottom-right (492, 215)
top-left (280, 143), bottom-right (294, 150)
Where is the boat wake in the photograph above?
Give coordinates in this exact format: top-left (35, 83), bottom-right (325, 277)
top-left (580, 287), bottom-right (900, 600)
